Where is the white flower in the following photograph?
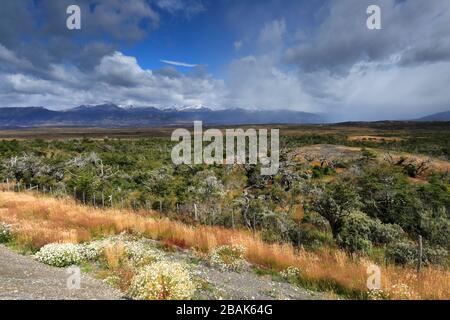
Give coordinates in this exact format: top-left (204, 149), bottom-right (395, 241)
top-left (35, 243), bottom-right (86, 267)
top-left (210, 245), bottom-right (247, 272)
top-left (280, 266), bottom-right (301, 279)
top-left (0, 223), bottom-right (12, 243)
top-left (128, 261), bottom-right (196, 300)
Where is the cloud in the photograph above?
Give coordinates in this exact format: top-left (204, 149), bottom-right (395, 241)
top-left (153, 0), bottom-right (205, 18)
top-left (225, 55), bottom-right (315, 111)
top-left (258, 19), bottom-right (286, 46)
top-left (0, 51), bottom-right (225, 109)
top-left (0, 45), bottom-right (34, 71)
top-left (0, 0), bottom-right (450, 121)
top-left (284, 0), bottom-right (450, 72)
top-left (161, 60), bottom-right (199, 68)
top-left (234, 41), bottom-right (243, 51)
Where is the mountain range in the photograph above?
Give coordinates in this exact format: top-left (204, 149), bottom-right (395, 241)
top-left (416, 110), bottom-right (450, 122)
top-left (0, 104), bottom-right (449, 128)
top-left (0, 104), bottom-right (325, 128)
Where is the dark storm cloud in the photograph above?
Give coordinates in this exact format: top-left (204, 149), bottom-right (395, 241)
top-left (284, 0), bottom-right (450, 72)
top-left (0, 0), bottom-right (161, 72)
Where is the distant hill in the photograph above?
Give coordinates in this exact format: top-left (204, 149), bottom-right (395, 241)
top-left (416, 110), bottom-right (450, 121)
top-left (0, 104), bottom-right (325, 128)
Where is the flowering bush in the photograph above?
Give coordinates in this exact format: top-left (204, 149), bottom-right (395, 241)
top-left (210, 245), bottom-right (247, 272)
top-left (280, 266), bottom-right (301, 280)
top-left (0, 223), bottom-right (12, 243)
top-left (367, 288), bottom-right (387, 300)
top-left (128, 261), bottom-right (196, 300)
top-left (124, 241), bottom-right (163, 267)
top-left (81, 235), bottom-right (164, 268)
top-left (35, 243), bottom-right (86, 267)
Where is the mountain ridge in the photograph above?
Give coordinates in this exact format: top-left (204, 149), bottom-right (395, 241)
top-left (416, 110), bottom-right (450, 121)
top-left (0, 104), bottom-right (326, 128)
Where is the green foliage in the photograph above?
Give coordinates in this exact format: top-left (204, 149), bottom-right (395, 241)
top-left (338, 211), bottom-right (374, 254)
top-left (313, 182), bottom-right (362, 237)
top-left (386, 241), bottom-right (448, 267)
top-left (295, 223), bottom-right (334, 249)
top-left (0, 223), bottom-right (12, 243)
top-left (357, 165), bottom-right (423, 233)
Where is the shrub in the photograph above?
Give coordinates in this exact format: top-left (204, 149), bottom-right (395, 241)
top-left (35, 243), bottom-right (86, 267)
top-left (81, 242), bottom-right (104, 261)
top-left (302, 212), bottom-right (330, 232)
top-left (338, 211), bottom-right (374, 254)
top-left (123, 241), bottom-right (164, 267)
top-left (0, 223), bottom-right (12, 243)
top-left (367, 289), bottom-right (388, 300)
top-left (210, 245), bottom-right (247, 272)
top-left (419, 210), bottom-right (450, 247)
top-left (128, 261), bottom-right (196, 300)
top-left (280, 266), bottom-right (301, 282)
top-left (386, 241), bottom-right (417, 265)
top-left (294, 223), bottom-right (333, 249)
top-left (422, 246), bottom-right (448, 266)
top-left (313, 183), bottom-right (362, 238)
top-left (386, 241), bottom-right (447, 266)
top-left (370, 220), bottom-right (404, 245)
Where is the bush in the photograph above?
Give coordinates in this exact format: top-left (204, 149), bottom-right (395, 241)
top-left (124, 242), bottom-right (163, 267)
top-left (87, 237), bottom-right (164, 268)
top-left (338, 211), bottom-right (374, 254)
top-left (294, 223), bottom-right (333, 249)
top-left (386, 241), bottom-right (417, 265)
top-left (370, 220), bottom-right (404, 245)
top-left (35, 243), bottom-right (86, 267)
top-left (128, 261), bottom-right (196, 300)
top-left (338, 211), bottom-right (405, 254)
top-left (313, 183), bottom-right (362, 238)
top-left (280, 266), bottom-right (301, 282)
top-left (210, 245), bottom-right (247, 272)
top-left (386, 241), bottom-right (448, 266)
top-left (0, 223), bottom-right (12, 243)
top-left (302, 212), bottom-right (330, 232)
top-left (419, 210), bottom-right (450, 247)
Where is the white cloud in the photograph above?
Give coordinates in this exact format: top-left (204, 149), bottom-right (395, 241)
top-left (0, 51), bottom-right (225, 109)
top-left (0, 45), bottom-right (34, 70)
top-left (258, 19), bottom-right (286, 46)
top-left (161, 60), bottom-right (199, 68)
top-left (226, 55), bottom-right (316, 111)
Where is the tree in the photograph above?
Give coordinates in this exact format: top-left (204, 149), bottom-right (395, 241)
top-left (313, 182), bottom-right (362, 238)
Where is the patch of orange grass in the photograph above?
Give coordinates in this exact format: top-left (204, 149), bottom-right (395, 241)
top-left (0, 191), bottom-right (448, 300)
top-left (104, 243), bottom-right (126, 269)
top-left (347, 135), bottom-right (404, 142)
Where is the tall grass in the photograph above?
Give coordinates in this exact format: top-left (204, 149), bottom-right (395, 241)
top-left (0, 191), bottom-right (448, 300)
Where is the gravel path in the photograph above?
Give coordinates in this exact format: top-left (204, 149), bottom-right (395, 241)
top-left (163, 246), bottom-right (325, 300)
top-left (0, 245), bottom-right (123, 300)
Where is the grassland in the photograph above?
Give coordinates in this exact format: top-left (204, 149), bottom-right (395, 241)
top-left (1, 191), bottom-right (449, 299)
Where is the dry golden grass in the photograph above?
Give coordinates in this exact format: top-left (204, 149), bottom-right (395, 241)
top-left (104, 244), bottom-right (127, 270)
top-left (0, 191), bottom-right (448, 300)
top-left (347, 135), bottom-right (404, 143)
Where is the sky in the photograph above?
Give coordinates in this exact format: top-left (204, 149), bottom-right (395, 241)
top-left (0, 0), bottom-right (450, 120)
